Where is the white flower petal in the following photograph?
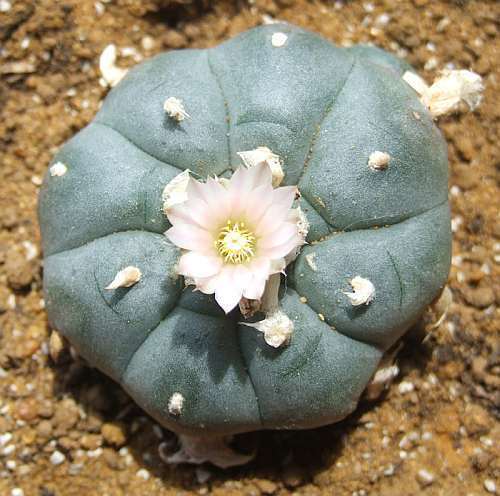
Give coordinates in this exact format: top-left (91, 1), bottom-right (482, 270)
top-left (258, 222), bottom-right (298, 250)
top-left (214, 266), bottom-right (244, 314)
top-left (242, 276), bottom-right (267, 300)
top-left (178, 252), bottom-right (222, 278)
top-left (255, 202), bottom-right (293, 237)
top-left (260, 234), bottom-right (303, 260)
top-left (166, 225), bottom-right (213, 252)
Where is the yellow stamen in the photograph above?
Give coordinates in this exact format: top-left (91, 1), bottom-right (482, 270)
top-left (216, 220), bottom-right (256, 264)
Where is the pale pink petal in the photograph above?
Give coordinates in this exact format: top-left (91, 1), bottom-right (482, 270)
top-left (260, 234), bottom-right (304, 260)
top-left (258, 222), bottom-right (298, 250)
top-left (214, 266), bottom-right (244, 313)
top-left (242, 276), bottom-right (267, 300)
top-left (195, 274), bottom-right (220, 295)
top-left (186, 177), bottom-right (212, 205)
top-left (166, 225), bottom-right (213, 251)
top-left (231, 162), bottom-right (272, 192)
top-left (270, 257), bottom-right (286, 274)
top-left (243, 184), bottom-right (275, 226)
top-left (247, 257), bottom-right (272, 280)
top-left (177, 252), bottom-right (222, 278)
top-left (166, 204), bottom-right (194, 227)
top-left (254, 202), bottom-right (293, 236)
top-left (273, 186), bottom-right (297, 210)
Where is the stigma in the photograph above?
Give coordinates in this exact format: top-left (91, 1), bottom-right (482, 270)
top-left (216, 220), bottom-right (256, 264)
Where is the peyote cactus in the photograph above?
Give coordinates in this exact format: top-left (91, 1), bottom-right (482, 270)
top-left (39, 24), bottom-right (453, 459)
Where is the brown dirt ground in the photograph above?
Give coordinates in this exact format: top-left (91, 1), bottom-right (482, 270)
top-left (0, 0), bottom-right (499, 495)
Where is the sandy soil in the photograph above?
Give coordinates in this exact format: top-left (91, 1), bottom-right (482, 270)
top-left (0, 0), bottom-right (498, 495)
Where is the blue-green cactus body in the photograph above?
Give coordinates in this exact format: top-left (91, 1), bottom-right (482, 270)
top-left (39, 24), bottom-right (451, 437)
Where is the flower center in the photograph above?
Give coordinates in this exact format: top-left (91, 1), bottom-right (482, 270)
top-left (216, 220), bottom-right (256, 264)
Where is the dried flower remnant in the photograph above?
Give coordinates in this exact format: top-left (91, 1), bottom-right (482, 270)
top-left (241, 310), bottom-right (294, 348)
top-left (163, 97), bottom-right (190, 122)
top-left (162, 170), bottom-right (191, 214)
top-left (403, 69), bottom-right (484, 118)
top-left (368, 151), bottom-right (391, 171)
top-left (168, 392), bottom-right (184, 416)
top-left (344, 276), bottom-right (375, 306)
top-left (99, 44), bottom-right (128, 87)
top-left (285, 206), bottom-right (310, 264)
top-left (105, 266), bottom-right (142, 289)
top-left (161, 434), bottom-right (254, 468)
top-left (237, 146), bottom-right (284, 187)
top-left (165, 163), bottom-right (303, 313)
top-left (49, 162), bottom-right (67, 177)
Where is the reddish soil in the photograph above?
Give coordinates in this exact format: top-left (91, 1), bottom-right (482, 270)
top-left (0, 1), bottom-right (498, 495)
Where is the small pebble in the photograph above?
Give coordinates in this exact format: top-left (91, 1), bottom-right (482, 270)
top-left (398, 381), bottom-right (415, 394)
top-left (136, 468), bottom-right (150, 480)
top-left (101, 422), bottom-right (127, 447)
top-left (0, 432), bottom-right (13, 446)
top-left (0, 0), bottom-right (11, 12)
top-left (417, 469), bottom-right (435, 486)
top-left (11, 490), bottom-right (24, 496)
top-left (484, 479), bottom-right (497, 494)
top-left (50, 450), bottom-right (66, 465)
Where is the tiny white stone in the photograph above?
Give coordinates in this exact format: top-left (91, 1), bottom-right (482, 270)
top-left (398, 380), bottom-right (415, 394)
top-left (141, 35), bottom-right (155, 51)
top-left (2, 444), bottom-right (15, 456)
top-left (163, 96), bottom-right (190, 121)
top-left (241, 309), bottom-right (293, 348)
top-left (305, 252), bottom-right (318, 271)
top-left (6, 460), bottom-right (16, 470)
top-left (375, 13), bottom-right (390, 27)
top-left (22, 241), bottom-right (38, 261)
top-left (50, 450), bottom-right (66, 465)
top-left (94, 1), bottom-right (105, 15)
top-left (261, 14), bottom-right (281, 25)
top-left (162, 169), bottom-right (191, 213)
top-left (237, 146), bottom-right (284, 187)
top-left (484, 479), bottom-right (497, 493)
top-left (451, 216), bottom-right (463, 232)
top-left (7, 294), bottom-right (16, 309)
top-left (99, 44), bottom-right (128, 87)
top-left (271, 32), bottom-right (288, 48)
top-left (105, 266), bottom-right (142, 289)
top-left (0, 432), bottom-right (12, 446)
top-left (86, 447), bottom-right (103, 458)
top-left (168, 392), bottom-right (184, 416)
top-left (11, 490), bottom-right (24, 496)
top-left (383, 464), bottom-right (395, 476)
top-left (368, 151), bottom-right (391, 171)
top-left (0, 0), bottom-right (11, 12)
top-left (424, 56), bottom-right (439, 71)
top-left (436, 17), bottom-right (450, 32)
top-left (344, 276), bottom-right (375, 306)
top-left (417, 469), bottom-right (435, 486)
top-left (49, 161), bottom-right (67, 177)
top-left (136, 468), bottom-right (150, 480)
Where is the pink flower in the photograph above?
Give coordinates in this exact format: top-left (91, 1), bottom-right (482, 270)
top-left (165, 163), bottom-right (303, 313)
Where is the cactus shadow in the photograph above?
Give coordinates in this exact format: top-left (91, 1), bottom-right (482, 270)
top-left (162, 116), bottom-right (188, 134)
top-left (47, 314), bottom-right (434, 491)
